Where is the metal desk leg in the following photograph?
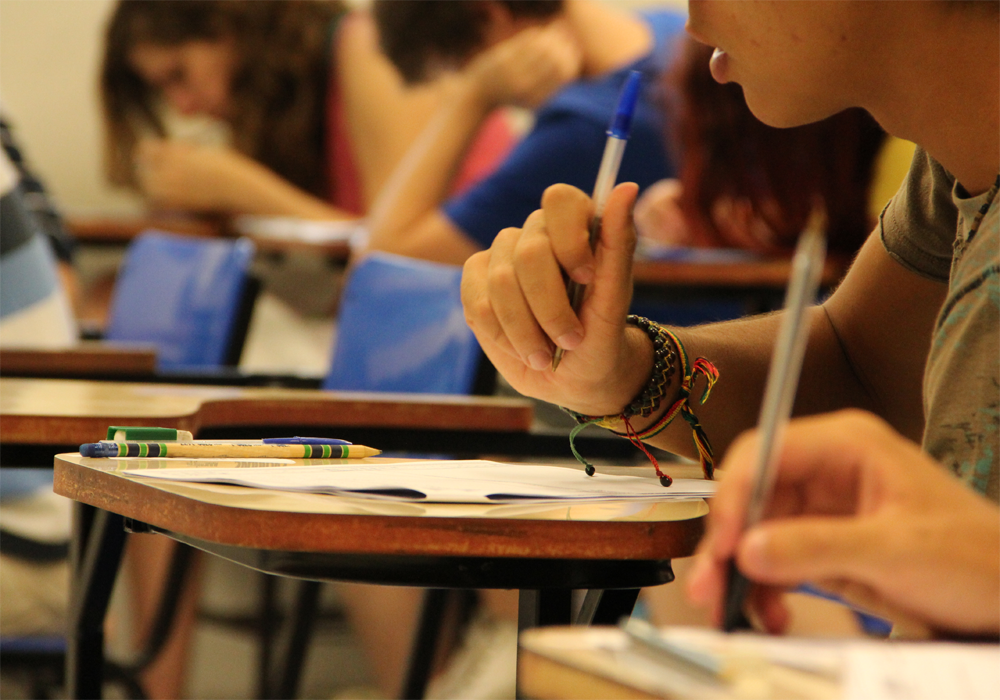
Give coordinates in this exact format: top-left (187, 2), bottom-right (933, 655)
top-left (574, 589), bottom-right (641, 625)
top-left (517, 589), bottom-right (573, 632)
top-left (275, 579), bottom-right (322, 700)
top-left (400, 588), bottom-right (450, 700)
top-left (68, 503), bottom-right (127, 699)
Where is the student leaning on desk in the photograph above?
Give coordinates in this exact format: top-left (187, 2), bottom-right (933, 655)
top-left (100, 0), bottom-right (512, 221)
top-left (362, 0), bottom-right (682, 264)
top-left (461, 0), bottom-right (999, 637)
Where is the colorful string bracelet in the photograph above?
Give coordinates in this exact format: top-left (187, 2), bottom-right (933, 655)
top-left (563, 316), bottom-right (719, 486)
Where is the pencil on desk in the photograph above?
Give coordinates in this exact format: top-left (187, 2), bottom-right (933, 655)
top-left (80, 442), bottom-right (381, 459)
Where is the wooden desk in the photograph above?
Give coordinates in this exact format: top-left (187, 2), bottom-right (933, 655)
top-left (0, 344), bottom-right (158, 378)
top-left (0, 377), bottom-right (535, 465)
top-left (519, 627), bottom-right (666, 700)
top-left (629, 252), bottom-right (851, 325)
top-left (632, 253), bottom-right (849, 290)
top-left (55, 453), bottom-right (707, 698)
top-left (67, 215), bottom-right (352, 260)
top-left (67, 216), bottom-right (224, 243)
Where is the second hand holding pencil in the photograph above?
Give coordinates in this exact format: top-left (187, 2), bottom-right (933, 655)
top-left (552, 70), bottom-right (642, 370)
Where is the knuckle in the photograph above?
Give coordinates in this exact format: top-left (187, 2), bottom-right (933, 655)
top-left (513, 232), bottom-right (551, 266)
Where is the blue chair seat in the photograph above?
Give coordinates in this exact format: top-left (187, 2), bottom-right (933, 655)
top-left (104, 231), bottom-right (256, 371)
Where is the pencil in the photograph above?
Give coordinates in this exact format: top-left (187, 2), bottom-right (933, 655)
top-left (721, 209), bottom-right (827, 631)
top-left (80, 442), bottom-right (381, 459)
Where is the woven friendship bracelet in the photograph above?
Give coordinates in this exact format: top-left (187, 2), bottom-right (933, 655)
top-left (563, 318), bottom-right (719, 485)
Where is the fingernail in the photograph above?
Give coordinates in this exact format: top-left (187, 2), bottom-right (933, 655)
top-left (527, 351), bottom-right (551, 371)
top-left (572, 265), bottom-right (595, 284)
top-left (556, 331), bottom-right (583, 350)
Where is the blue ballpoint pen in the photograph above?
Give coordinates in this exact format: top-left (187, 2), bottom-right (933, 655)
top-left (262, 437), bottom-right (352, 445)
top-left (552, 70), bottom-right (643, 370)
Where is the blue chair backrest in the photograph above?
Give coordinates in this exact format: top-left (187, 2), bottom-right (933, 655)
top-left (323, 253), bottom-right (481, 394)
top-left (104, 231), bottom-right (256, 370)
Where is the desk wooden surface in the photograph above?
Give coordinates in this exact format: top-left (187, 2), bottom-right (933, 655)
top-left (67, 216), bottom-right (224, 242)
top-left (67, 215), bottom-right (352, 259)
top-left (0, 344), bottom-right (158, 378)
top-left (0, 378), bottom-right (533, 446)
top-left (54, 453), bottom-right (707, 561)
top-left (632, 253), bottom-right (849, 290)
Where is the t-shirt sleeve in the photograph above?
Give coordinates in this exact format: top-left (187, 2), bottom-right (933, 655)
top-left (443, 114), bottom-right (607, 249)
top-left (879, 147), bottom-right (958, 282)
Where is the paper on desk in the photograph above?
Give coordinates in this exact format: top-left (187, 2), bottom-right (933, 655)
top-left (842, 643), bottom-right (1000, 700)
top-left (121, 459), bottom-right (716, 503)
top-left (232, 215), bottom-right (365, 244)
top-left (649, 627), bottom-right (1000, 700)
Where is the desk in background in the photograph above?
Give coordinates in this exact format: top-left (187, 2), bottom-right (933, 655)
top-left (0, 377), bottom-right (535, 467)
top-left (630, 251), bottom-right (851, 326)
top-left (0, 344), bottom-right (158, 379)
top-left (54, 453), bottom-right (707, 698)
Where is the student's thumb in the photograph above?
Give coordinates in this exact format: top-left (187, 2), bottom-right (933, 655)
top-left (736, 518), bottom-right (881, 587)
top-left (590, 182), bottom-right (639, 317)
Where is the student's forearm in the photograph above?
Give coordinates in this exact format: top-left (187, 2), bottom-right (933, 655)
top-left (221, 163), bottom-right (355, 220)
top-left (366, 76), bottom-right (492, 252)
top-left (619, 307), bottom-right (876, 461)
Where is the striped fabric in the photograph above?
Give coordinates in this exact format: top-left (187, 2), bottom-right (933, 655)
top-left (0, 142), bottom-right (76, 348)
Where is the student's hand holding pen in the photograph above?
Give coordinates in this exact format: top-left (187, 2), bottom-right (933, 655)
top-left (462, 182), bottom-right (656, 418)
top-left (686, 410), bottom-right (1000, 638)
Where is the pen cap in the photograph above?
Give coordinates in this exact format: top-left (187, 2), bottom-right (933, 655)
top-left (105, 426), bottom-right (193, 442)
top-left (607, 71), bottom-right (642, 140)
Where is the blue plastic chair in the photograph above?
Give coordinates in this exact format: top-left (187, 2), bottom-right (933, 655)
top-left (104, 231), bottom-right (256, 370)
top-left (272, 253), bottom-right (483, 700)
top-left (323, 252), bottom-right (482, 394)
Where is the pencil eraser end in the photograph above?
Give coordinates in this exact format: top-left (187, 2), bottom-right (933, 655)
top-left (80, 443), bottom-right (103, 458)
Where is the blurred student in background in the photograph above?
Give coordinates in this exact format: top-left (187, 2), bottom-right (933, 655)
top-left (635, 37), bottom-right (888, 255)
top-left (365, 0), bottom-right (684, 263)
top-left (100, 0), bottom-right (511, 221)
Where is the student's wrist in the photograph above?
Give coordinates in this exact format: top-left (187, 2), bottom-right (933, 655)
top-left (606, 323), bottom-right (686, 433)
top-left (457, 62), bottom-right (504, 115)
top-left (576, 324), bottom-right (660, 419)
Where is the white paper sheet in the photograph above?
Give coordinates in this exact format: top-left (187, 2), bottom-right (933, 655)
top-left (122, 459), bottom-right (716, 503)
top-left (651, 627), bottom-right (1000, 700)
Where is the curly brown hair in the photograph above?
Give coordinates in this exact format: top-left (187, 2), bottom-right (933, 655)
top-left (102, 0), bottom-right (345, 197)
top-left (372, 0), bottom-right (563, 84)
top-left (668, 38), bottom-right (887, 254)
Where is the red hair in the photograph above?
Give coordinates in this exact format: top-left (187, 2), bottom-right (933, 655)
top-left (667, 38), bottom-right (886, 253)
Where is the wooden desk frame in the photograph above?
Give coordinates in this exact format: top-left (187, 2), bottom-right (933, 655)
top-left (55, 454), bottom-right (706, 699)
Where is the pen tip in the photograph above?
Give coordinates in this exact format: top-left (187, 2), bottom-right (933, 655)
top-left (551, 350), bottom-right (562, 371)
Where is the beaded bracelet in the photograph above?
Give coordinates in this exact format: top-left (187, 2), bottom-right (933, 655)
top-left (563, 317), bottom-right (719, 486)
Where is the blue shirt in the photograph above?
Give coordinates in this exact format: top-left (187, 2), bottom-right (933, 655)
top-left (443, 10), bottom-right (687, 249)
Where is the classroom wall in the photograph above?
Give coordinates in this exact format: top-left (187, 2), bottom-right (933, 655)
top-left (0, 0), bottom-right (685, 218)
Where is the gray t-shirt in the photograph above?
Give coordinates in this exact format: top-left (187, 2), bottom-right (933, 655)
top-left (880, 147), bottom-right (999, 502)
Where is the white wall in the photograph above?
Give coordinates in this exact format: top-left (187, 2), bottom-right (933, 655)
top-left (0, 0), bottom-right (686, 218)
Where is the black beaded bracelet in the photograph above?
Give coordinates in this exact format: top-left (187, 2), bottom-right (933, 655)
top-left (621, 315), bottom-right (677, 419)
top-left (563, 315), bottom-right (677, 427)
